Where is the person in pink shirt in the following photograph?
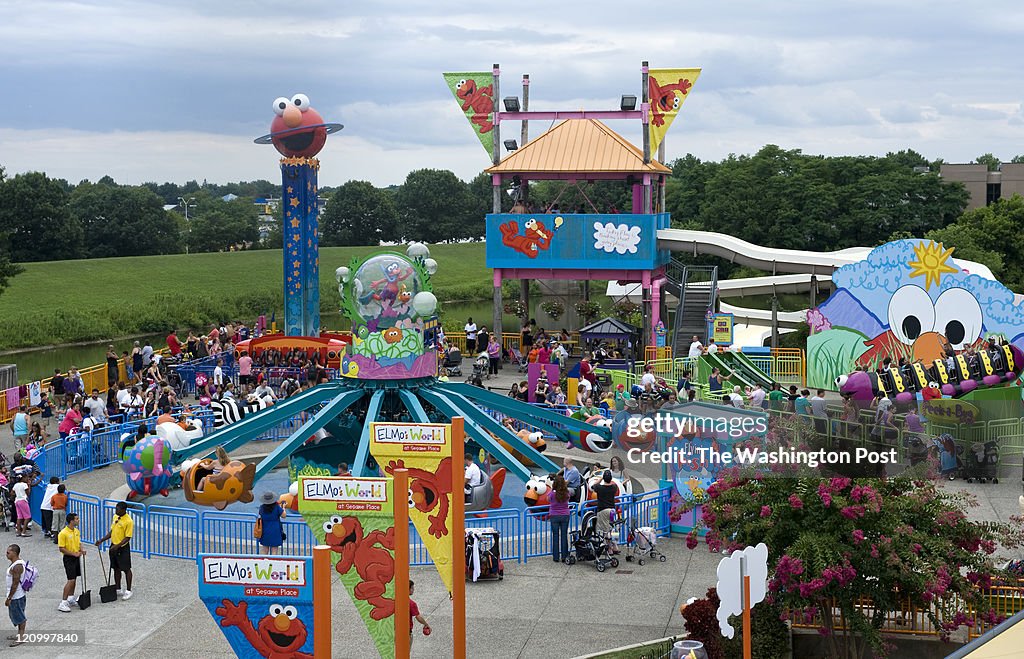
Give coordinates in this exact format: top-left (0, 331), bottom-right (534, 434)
top-left (237, 351), bottom-right (253, 392)
top-left (537, 343), bottom-right (551, 364)
top-left (58, 402), bottom-right (83, 439)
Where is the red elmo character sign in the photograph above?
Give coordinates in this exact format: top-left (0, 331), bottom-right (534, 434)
top-left (500, 217), bottom-right (564, 258)
top-left (215, 600), bottom-right (312, 659)
top-left (254, 93), bottom-right (343, 158)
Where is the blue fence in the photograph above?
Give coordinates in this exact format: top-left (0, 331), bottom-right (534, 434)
top-left (52, 486), bottom-right (672, 567)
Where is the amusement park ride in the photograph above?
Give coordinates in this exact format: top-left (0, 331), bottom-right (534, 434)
top-left (119, 91), bottom-right (616, 511)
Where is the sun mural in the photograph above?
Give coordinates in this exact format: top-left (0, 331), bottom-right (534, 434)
top-left (907, 240), bottom-right (959, 290)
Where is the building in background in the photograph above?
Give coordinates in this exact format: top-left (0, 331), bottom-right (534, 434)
top-left (941, 163), bottom-right (1024, 210)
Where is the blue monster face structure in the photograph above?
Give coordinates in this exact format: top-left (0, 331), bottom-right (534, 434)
top-left (383, 262), bottom-right (402, 281)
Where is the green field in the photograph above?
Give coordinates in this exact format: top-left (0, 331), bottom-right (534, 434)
top-left (0, 244), bottom-right (499, 350)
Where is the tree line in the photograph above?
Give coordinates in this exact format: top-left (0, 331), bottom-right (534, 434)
top-left (2, 147), bottom-right (1024, 298)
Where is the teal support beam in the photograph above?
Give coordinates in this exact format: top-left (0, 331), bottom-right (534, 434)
top-left (178, 383), bottom-right (344, 461)
top-left (436, 382), bottom-right (612, 441)
top-left (419, 388), bottom-right (533, 483)
top-left (398, 389), bottom-right (432, 424)
top-left (253, 389), bottom-right (365, 483)
top-left (351, 390), bottom-right (385, 477)
top-left (441, 391), bottom-right (560, 474)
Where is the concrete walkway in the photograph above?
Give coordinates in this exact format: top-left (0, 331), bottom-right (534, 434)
top-left (6, 390), bottom-right (1024, 657)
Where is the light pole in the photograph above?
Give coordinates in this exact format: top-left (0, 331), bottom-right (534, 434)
top-left (178, 196), bottom-right (196, 254)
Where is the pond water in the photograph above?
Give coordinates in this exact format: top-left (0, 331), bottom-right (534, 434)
top-left (4, 297), bottom-right (587, 382)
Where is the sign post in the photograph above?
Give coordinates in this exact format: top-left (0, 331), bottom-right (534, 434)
top-left (393, 468), bottom-right (411, 659)
top-left (451, 417), bottom-right (467, 659)
top-left (715, 543), bottom-right (768, 659)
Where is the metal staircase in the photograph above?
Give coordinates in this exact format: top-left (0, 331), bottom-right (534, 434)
top-left (666, 258), bottom-right (719, 356)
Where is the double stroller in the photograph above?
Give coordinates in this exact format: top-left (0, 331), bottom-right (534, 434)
top-left (566, 509), bottom-right (621, 572)
top-left (965, 441), bottom-right (999, 484)
top-left (466, 527), bottom-right (503, 582)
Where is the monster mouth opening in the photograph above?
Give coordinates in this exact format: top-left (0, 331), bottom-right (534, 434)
top-left (191, 464), bottom-right (214, 492)
top-left (340, 528), bottom-right (357, 546)
top-left (281, 131), bottom-right (315, 152)
top-left (268, 631), bottom-right (297, 648)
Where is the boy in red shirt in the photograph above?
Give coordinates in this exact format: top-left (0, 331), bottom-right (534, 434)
top-left (409, 580), bottom-right (430, 644)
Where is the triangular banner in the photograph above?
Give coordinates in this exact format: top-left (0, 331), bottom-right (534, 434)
top-left (648, 67), bottom-right (701, 154)
top-left (370, 422), bottom-right (455, 594)
top-left (299, 477), bottom-right (396, 659)
top-left (443, 72), bottom-right (495, 154)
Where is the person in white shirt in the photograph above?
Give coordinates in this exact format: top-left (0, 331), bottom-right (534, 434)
top-left (141, 342), bottom-right (154, 367)
top-left (84, 389), bottom-right (107, 421)
top-left (12, 476), bottom-right (31, 537)
top-left (728, 386), bottom-right (744, 408)
top-left (115, 385), bottom-right (131, 410)
top-left (464, 318), bottom-right (478, 354)
top-left (40, 476), bottom-right (60, 538)
top-left (213, 360), bottom-right (224, 388)
top-left (463, 453), bottom-right (484, 503)
top-left (707, 341), bottom-right (719, 354)
top-left (687, 336), bottom-right (703, 358)
top-left (640, 366), bottom-right (657, 388)
top-left (747, 384), bottom-right (766, 409)
top-left (254, 382), bottom-right (277, 401)
top-left (124, 388), bottom-right (144, 416)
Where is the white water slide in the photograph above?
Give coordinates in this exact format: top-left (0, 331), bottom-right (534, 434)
top-left (607, 230), bottom-right (995, 346)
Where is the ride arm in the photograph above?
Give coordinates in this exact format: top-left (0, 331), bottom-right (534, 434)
top-left (350, 390), bottom-right (385, 477)
top-left (418, 388), bottom-right (531, 483)
top-left (252, 389), bottom-right (365, 483)
top-left (175, 383), bottom-right (344, 461)
top-left (436, 382), bottom-right (613, 442)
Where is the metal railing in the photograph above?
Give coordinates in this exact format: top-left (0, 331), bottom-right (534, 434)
top-left (54, 475), bottom-right (672, 567)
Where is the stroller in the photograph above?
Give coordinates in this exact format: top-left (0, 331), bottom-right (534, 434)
top-left (625, 525), bottom-right (666, 566)
top-left (466, 528), bottom-right (503, 581)
top-left (467, 353), bottom-right (489, 385)
top-left (566, 509), bottom-right (621, 572)
top-left (509, 347), bottom-right (529, 373)
top-left (442, 348), bottom-right (463, 377)
top-left (965, 441), bottom-right (999, 484)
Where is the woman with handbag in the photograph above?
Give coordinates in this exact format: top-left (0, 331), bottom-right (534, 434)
top-left (255, 492), bottom-right (286, 555)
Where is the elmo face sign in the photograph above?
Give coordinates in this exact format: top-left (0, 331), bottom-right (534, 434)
top-left (254, 93), bottom-right (343, 158)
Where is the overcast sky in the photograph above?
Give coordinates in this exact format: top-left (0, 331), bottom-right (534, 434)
top-left (1, 0), bottom-right (1023, 188)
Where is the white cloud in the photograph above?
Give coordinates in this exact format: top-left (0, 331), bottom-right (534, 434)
top-left (2, 1), bottom-right (1024, 184)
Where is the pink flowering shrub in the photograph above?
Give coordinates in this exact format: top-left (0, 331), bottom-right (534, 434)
top-left (681, 461), bottom-right (1024, 658)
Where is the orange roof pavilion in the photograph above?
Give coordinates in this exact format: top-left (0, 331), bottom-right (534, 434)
top-left (485, 118), bottom-right (671, 180)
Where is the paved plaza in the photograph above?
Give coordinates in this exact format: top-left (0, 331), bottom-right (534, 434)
top-left (3, 373), bottom-right (1021, 657)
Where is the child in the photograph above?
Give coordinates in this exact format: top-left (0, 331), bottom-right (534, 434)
top-left (50, 484), bottom-right (68, 545)
top-left (40, 476), bottom-right (60, 538)
top-left (409, 580), bottom-right (430, 644)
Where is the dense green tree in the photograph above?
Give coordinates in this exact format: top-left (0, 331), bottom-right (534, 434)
top-left (684, 145), bottom-right (968, 253)
top-left (0, 172), bottom-right (82, 262)
top-left (927, 194), bottom-right (1024, 291)
top-left (71, 183), bottom-right (182, 257)
top-left (186, 193), bottom-right (260, 253)
top-left (1011, 155), bottom-right (1024, 164)
top-left (666, 154), bottom-right (719, 226)
top-left (975, 153), bottom-right (1001, 171)
top-left (395, 169), bottom-right (471, 242)
top-left (321, 180), bottom-right (398, 246)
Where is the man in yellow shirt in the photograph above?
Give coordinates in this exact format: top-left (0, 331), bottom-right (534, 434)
top-left (96, 501), bottom-right (134, 601)
top-left (57, 513), bottom-right (85, 613)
